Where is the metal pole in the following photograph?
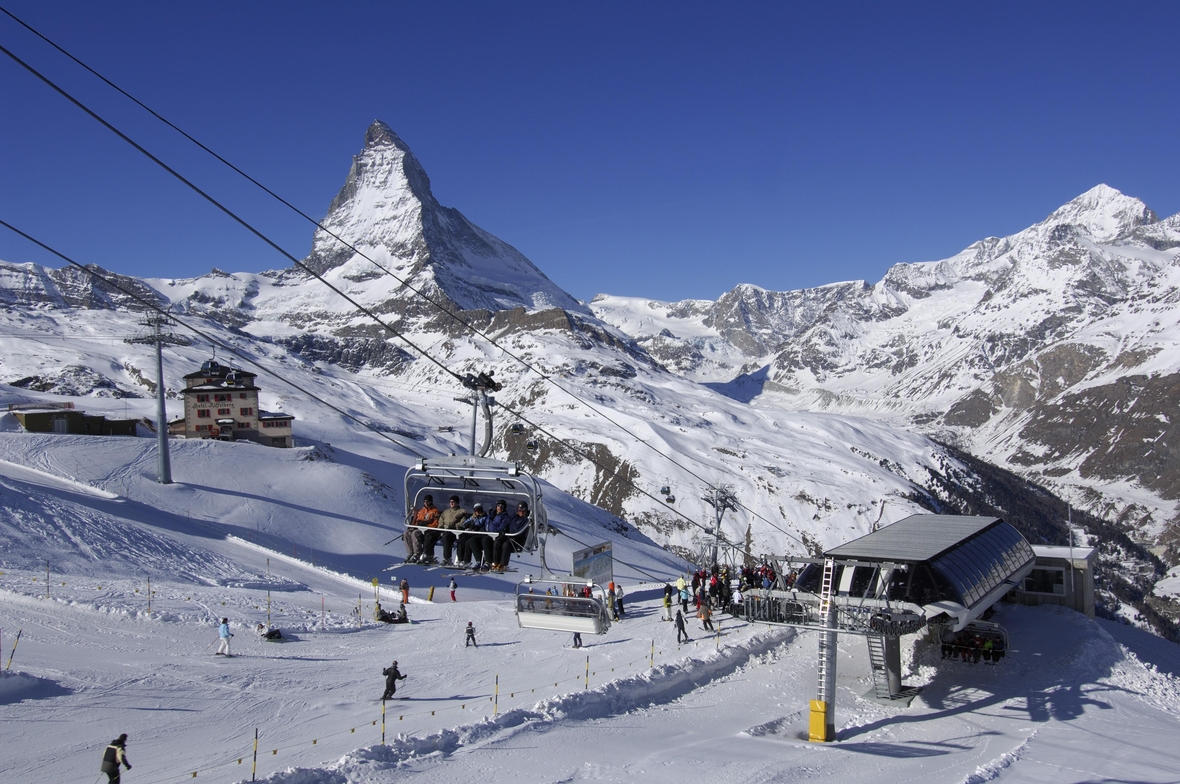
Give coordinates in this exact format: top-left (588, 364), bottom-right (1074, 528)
top-left (153, 318), bottom-right (172, 484)
top-left (470, 394), bottom-right (478, 456)
top-left (251, 728), bottom-right (258, 781)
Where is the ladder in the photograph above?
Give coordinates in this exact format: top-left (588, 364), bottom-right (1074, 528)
top-left (865, 634), bottom-right (892, 699)
top-left (811, 558), bottom-right (838, 742)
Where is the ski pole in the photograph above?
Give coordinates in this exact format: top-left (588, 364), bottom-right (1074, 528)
top-left (6, 629), bottom-right (21, 670)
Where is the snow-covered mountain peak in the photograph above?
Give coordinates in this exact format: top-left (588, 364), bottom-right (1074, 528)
top-left (1040, 184), bottom-right (1157, 243)
top-left (300, 122), bottom-right (585, 314)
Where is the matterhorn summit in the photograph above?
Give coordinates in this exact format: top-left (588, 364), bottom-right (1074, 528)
top-left (303, 120), bottom-right (583, 315)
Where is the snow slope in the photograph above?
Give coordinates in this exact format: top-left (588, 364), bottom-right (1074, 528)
top-left (1, 428), bottom-right (1179, 783)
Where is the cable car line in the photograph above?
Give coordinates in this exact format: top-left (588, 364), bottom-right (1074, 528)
top-left (0, 26), bottom-right (807, 555)
top-left (0, 40), bottom-right (463, 392)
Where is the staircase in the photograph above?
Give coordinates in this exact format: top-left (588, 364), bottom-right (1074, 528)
top-left (865, 633), bottom-right (893, 699)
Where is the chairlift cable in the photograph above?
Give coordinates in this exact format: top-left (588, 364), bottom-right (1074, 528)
top-left (0, 220), bottom-right (428, 460)
top-left (0, 40), bottom-right (463, 390)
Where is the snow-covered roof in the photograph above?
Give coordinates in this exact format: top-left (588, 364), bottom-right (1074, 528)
top-left (1032, 544), bottom-right (1097, 563)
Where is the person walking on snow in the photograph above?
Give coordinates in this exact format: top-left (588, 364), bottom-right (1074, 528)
top-left (100, 733), bottom-right (132, 783)
top-left (400, 577), bottom-right (410, 605)
top-left (381, 660), bottom-right (406, 700)
top-left (465, 621), bottom-right (477, 647)
top-left (572, 631), bottom-right (583, 648)
top-left (216, 618), bottom-right (233, 656)
top-left (449, 576), bottom-right (458, 602)
top-left (662, 587), bottom-right (673, 621)
top-left (616, 584), bottom-right (625, 617)
top-left (674, 609), bottom-right (690, 644)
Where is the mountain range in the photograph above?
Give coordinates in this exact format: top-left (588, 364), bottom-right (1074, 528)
top-left (1, 120), bottom-right (1176, 633)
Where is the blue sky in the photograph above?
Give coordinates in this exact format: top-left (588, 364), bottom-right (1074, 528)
top-left (2, 2), bottom-right (1178, 302)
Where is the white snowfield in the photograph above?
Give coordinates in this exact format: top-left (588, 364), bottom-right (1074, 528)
top-left (1, 430), bottom-right (1179, 783)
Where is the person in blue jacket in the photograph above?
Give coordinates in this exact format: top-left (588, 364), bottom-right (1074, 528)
top-left (493, 501), bottom-right (531, 570)
top-left (216, 617), bottom-right (233, 656)
top-left (485, 500), bottom-right (513, 570)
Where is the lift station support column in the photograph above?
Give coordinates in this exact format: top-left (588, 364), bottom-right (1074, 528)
top-left (810, 558), bottom-right (837, 742)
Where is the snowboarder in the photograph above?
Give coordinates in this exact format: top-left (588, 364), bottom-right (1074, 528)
top-left (381, 660), bottom-right (407, 700)
top-left (449, 576), bottom-right (458, 602)
top-left (675, 609), bottom-right (690, 644)
top-left (572, 632), bottom-right (582, 649)
top-left (609, 585), bottom-right (619, 621)
top-left (465, 621), bottom-right (477, 647)
top-left (216, 618), bottom-right (233, 656)
top-left (616, 584), bottom-right (625, 617)
top-left (100, 733), bottom-right (132, 783)
top-left (392, 603), bottom-right (409, 624)
top-left (400, 577), bottom-right (410, 605)
top-left (375, 602), bottom-right (394, 623)
top-left (662, 587), bottom-right (673, 621)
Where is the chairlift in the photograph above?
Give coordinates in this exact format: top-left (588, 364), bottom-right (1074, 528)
top-left (515, 578), bottom-right (612, 635)
top-left (402, 456), bottom-right (544, 566)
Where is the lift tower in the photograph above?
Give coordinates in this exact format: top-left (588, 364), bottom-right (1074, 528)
top-left (125, 314), bottom-right (188, 484)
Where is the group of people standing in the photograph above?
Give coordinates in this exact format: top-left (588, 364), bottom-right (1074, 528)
top-left (404, 494), bottom-right (530, 571)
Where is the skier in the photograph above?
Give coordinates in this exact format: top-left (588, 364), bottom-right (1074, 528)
top-left (674, 609), bottom-right (690, 644)
top-left (100, 733), bottom-right (132, 783)
top-left (400, 577), bottom-right (410, 605)
top-left (699, 602), bottom-right (715, 632)
top-left (572, 631), bottom-right (582, 649)
top-left (381, 660), bottom-right (407, 700)
top-left (449, 576), bottom-right (458, 602)
top-left (465, 621), bottom-right (477, 647)
top-left (216, 618), bottom-right (233, 656)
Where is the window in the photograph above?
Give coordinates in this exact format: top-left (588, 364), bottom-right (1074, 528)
top-left (239, 407), bottom-right (254, 416)
top-left (1024, 568), bottom-right (1066, 596)
top-left (195, 424), bottom-right (209, 432)
top-left (196, 394), bottom-right (209, 403)
top-left (239, 393), bottom-right (248, 399)
top-left (214, 393), bottom-right (232, 402)
top-left (197, 409), bottom-right (210, 419)
top-left (218, 408), bottom-right (231, 415)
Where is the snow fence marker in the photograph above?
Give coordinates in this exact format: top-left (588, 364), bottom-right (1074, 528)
top-left (5, 628), bottom-right (21, 670)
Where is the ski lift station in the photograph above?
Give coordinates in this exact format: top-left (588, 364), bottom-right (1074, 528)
top-left (745, 514), bottom-right (1056, 742)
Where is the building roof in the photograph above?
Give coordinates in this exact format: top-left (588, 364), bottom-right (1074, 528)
top-left (258, 410), bottom-right (294, 420)
top-left (826, 514), bottom-right (1003, 563)
top-left (1032, 545), bottom-right (1097, 563)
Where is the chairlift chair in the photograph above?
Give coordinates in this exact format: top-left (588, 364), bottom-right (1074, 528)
top-left (402, 456), bottom-right (546, 564)
top-left (515, 578), bottom-right (612, 635)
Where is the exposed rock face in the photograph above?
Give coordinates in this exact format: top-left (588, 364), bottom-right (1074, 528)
top-left (592, 185), bottom-right (1180, 547)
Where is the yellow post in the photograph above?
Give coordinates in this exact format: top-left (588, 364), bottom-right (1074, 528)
top-left (381, 699), bottom-right (386, 744)
top-left (494, 674), bottom-right (499, 716)
top-left (809, 700), bottom-right (834, 742)
top-left (251, 728), bottom-right (258, 780)
top-left (585, 655), bottom-right (590, 690)
top-left (428, 586), bottom-right (435, 602)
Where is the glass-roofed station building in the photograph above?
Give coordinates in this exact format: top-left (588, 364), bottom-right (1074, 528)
top-left (744, 514), bottom-right (1037, 738)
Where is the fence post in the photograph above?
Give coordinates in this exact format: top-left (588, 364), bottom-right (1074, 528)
top-left (650, 639), bottom-right (654, 668)
top-left (585, 655), bottom-right (589, 690)
top-left (251, 728), bottom-right (258, 781)
top-left (382, 699), bottom-right (386, 744)
top-left (5, 629), bottom-right (20, 670)
top-left (494, 674), bottom-right (499, 715)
